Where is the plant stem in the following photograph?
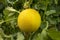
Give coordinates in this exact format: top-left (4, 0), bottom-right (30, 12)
top-left (44, 0), bottom-right (48, 21)
top-left (45, 21), bottom-right (48, 30)
top-left (44, 0), bottom-right (48, 13)
top-left (24, 0), bottom-right (33, 8)
top-left (24, 32), bottom-right (30, 40)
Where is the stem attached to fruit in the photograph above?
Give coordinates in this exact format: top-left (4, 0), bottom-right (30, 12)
top-left (24, 32), bottom-right (30, 40)
top-left (23, 0), bottom-right (33, 9)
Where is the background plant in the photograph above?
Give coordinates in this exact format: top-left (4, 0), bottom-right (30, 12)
top-left (0, 0), bottom-right (60, 40)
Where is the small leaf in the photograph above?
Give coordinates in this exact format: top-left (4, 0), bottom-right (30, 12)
top-left (6, 7), bottom-right (17, 12)
top-left (45, 10), bottom-right (56, 16)
top-left (54, 0), bottom-right (58, 4)
top-left (0, 20), bottom-right (4, 24)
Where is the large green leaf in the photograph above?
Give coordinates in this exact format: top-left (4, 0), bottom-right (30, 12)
top-left (48, 28), bottom-right (60, 40)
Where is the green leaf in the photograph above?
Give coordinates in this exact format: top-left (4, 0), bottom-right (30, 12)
top-left (7, 0), bottom-right (18, 4)
top-left (0, 0), bottom-right (8, 5)
top-left (32, 30), bottom-right (48, 40)
top-left (17, 32), bottom-right (24, 40)
top-left (32, 33), bottom-right (41, 40)
top-left (57, 17), bottom-right (60, 22)
top-left (6, 7), bottom-right (19, 13)
top-left (0, 35), bottom-right (3, 40)
top-left (40, 30), bottom-right (48, 40)
top-left (54, 0), bottom-right (58, 4)
top-left (48, 28), bottom-right (60, 40)
top-left (0, 20), bottom-right (4, 25)
top-left (3, 7), bottom-right (18, 20)
top-left (45, 10), bottom-right (56, 16)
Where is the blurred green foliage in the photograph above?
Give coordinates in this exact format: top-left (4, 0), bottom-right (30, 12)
top-left (0, 0), bottom-right (60, 40)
